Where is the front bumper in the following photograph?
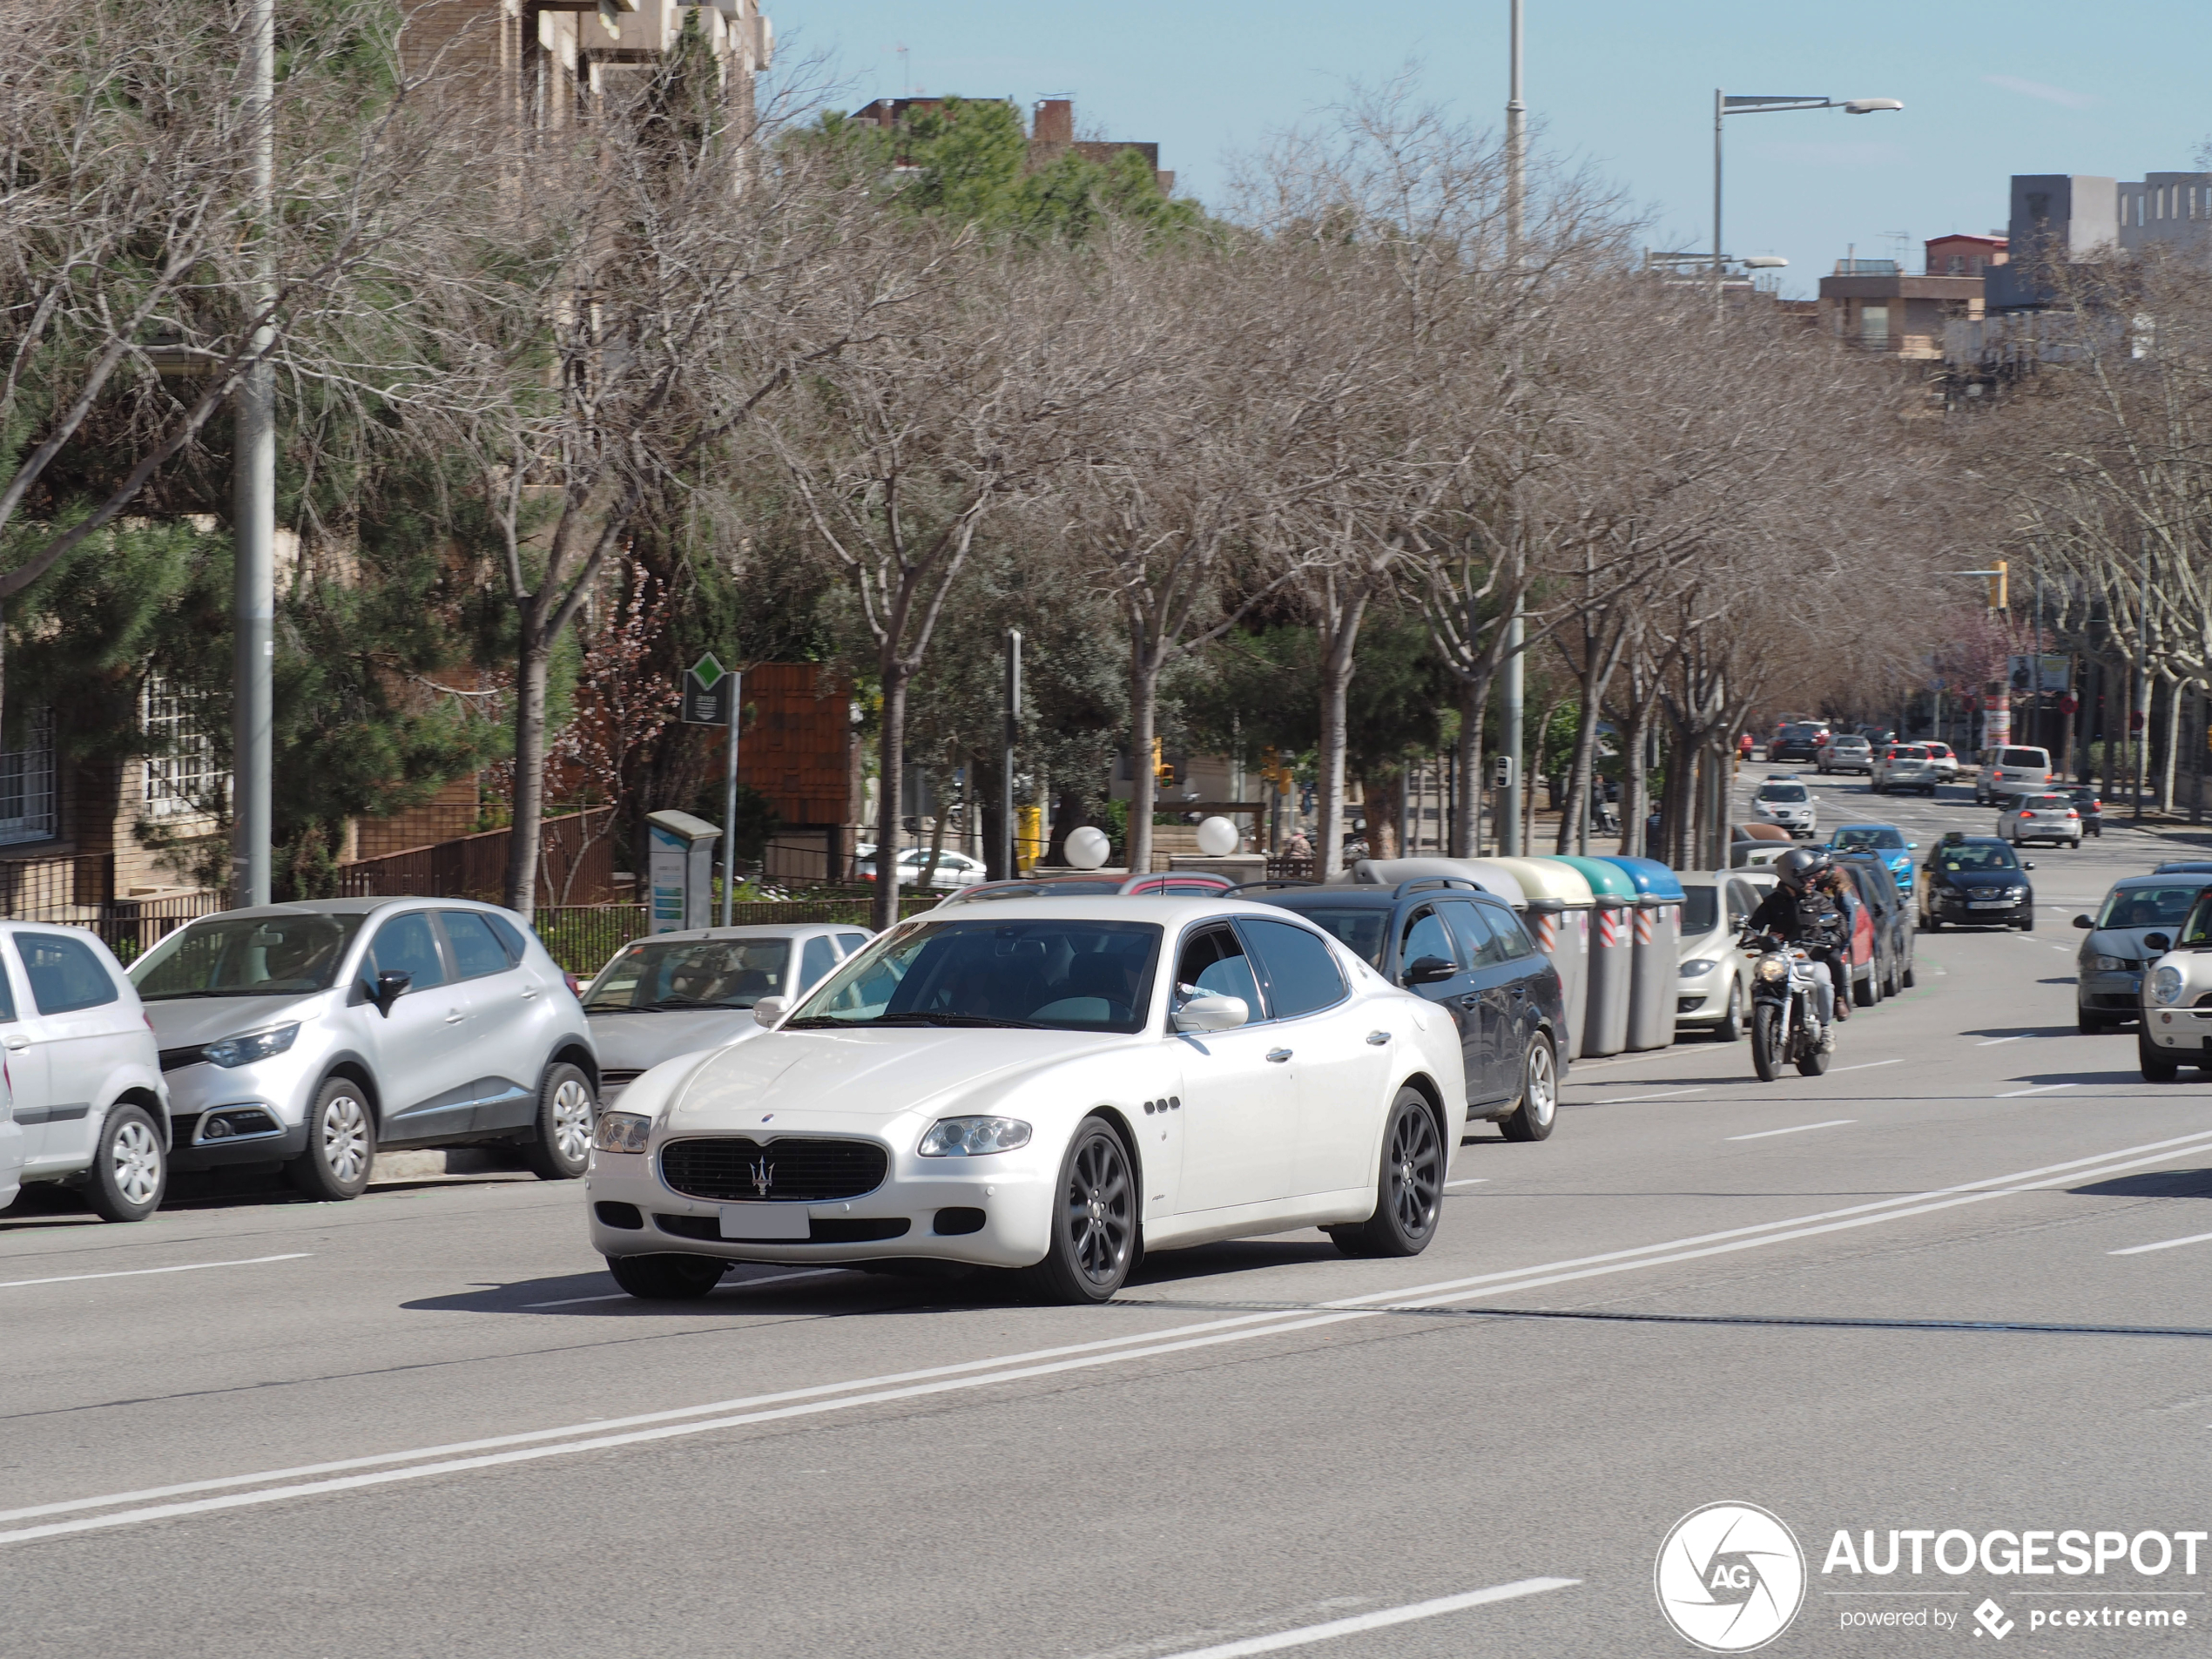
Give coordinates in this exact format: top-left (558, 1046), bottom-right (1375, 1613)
top-left (161, 1048), bottom-right (323, 1168)
top-left (586, 1145), bottom-right (1055, 1269)
top-left (2080, 968), bottom-right (2144, 1016)
top-left (1928, 890), bottom-right (2031, 926)
top-left (2146, 1007), bottom-right (2212, 1047)
top-left (1675, 964), bottom-right (1736, 1025)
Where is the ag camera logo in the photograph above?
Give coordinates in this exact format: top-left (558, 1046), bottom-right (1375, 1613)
top-left (1656, 1501), bottom-right (1806, 1651)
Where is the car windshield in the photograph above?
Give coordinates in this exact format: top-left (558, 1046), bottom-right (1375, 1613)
top-left (1935, 843), bottom-right (2019, 873)
top-left (2097, 886), bottom-right (2203, 930)
top-left (2182, 896), bottom-right (2212, 948)
top-left (1682, 885), bottom-right (1719, 934)
top-left (957, 880), bottom-right (1123, 900)
top-left (1757, 785), bottom-right (1809, 802)
top-left (786, 918), bottom-right (1161, 1034)
top-left (1282, 907), bottom-right (1390, 968)
top-left (131, 912), bottom-right (364, 999)
top-left (1831, 826), bottom-right (1905, 852)
top-left (584, 938), bottom-right (791, 1011)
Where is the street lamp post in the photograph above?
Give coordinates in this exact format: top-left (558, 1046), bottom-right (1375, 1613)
top-left (1713, 93), bottom-right (1902, 316)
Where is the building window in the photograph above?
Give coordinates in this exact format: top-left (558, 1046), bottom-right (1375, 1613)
top-left (0, 708), bottom-right (57, 846)
top-left (1860, 304), bottom-right (1889, 349)
top-left (143, 677), bottom-right (219, 819)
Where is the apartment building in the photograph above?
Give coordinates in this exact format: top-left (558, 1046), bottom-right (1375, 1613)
top-left (1816, 238), bottom-right (1992, 356)
top-left (1987, 170), bottom-right (2212, 308)
top-left (848, 96), bottom-right (1176, 196)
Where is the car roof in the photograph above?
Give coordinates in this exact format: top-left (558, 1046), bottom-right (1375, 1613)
top-left (179, 896), bottom-right (506, 921)
top-left (1937, 836), bottom-right (2010, 848)
top-left (891, 895), bottom-right (1334, 927)
top-left (2118, 872), bottom-right (2209, 887)
top-left (613, 923), bottom-right (849, 944)
top-left (1257, 884), bottom-right (1512, 912)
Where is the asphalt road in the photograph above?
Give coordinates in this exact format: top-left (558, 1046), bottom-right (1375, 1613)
top-left (6, 769), bottom-right (2212, 1658)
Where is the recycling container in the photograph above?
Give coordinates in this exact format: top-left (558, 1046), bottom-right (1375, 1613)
top-left (1351, 856), bottom-right (1530, 910)
top-left (1492, 857), bottom-right (1593, 1060)
top-left (1546, 856), bottom-right (1638, 1057)
top-left (1600, 855), bottom-right (1688, 1051)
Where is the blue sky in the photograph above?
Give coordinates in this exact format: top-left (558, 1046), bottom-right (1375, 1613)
top-left (769, 0), bottom-right (2209, 297)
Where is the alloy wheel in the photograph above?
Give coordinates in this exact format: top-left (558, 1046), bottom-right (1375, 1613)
top-left (320, 1094), bottom-right (371, 1185)
top-left (551, 1078), bottom-right (595, 1164)
top-left (1386, 1103), bottom-right (1441, 1239)
top-left (1063, 1134), bottom-right (1131, 1285)
top-left (1522, 1042), bottom-right (1556, 1130)
top-left (109, 1117), bottom-right (162, 1206)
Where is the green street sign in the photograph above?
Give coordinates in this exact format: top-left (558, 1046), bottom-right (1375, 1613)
top-left (683, 654), bottom-right (731, 725)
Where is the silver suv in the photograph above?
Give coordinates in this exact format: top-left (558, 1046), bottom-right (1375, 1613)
top-left (131, 900), bottom-right (597, 1201)
top-left (0, 924), bottom-right (170, 1222)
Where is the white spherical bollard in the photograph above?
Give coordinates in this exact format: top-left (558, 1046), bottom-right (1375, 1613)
top-left (1065, 826), bottom-right (1112, 870)
top-left (1195, 815), bottom-right (1241, 856)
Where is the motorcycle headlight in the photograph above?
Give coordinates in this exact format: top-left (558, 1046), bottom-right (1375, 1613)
top-left (202, 1022), bottom-right (300, 1069)
top-left (592, 1111), bottom-right (651, 1153)
top-left (918, 1116), bottom-right (1033, 1157)
top-left (1756, 956), bottom-right (1790, 983)
top-left (2151, 965), bottom-right (2186, 1007)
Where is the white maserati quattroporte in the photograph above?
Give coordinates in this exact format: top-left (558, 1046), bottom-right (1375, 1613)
top-left (585, 897), bottom-right (1471, 1304)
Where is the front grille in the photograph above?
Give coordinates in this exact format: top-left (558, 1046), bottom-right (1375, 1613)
top-left (654, 1212), bottom-right (910, 1244)
top-left (660, 1136), bottom-right (888, 1203)
top-left (158, 1046), bottom-right (207, 1072)
top-left (599, 1069), bottom-right (646, 1087)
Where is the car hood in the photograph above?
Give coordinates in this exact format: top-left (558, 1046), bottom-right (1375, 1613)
top-left (140, 990), bottom-right (338, 1045)
top-left (667, 1025), bottom-right (1131, 1131)
top-left (589, 1008), bottom-right (763, 1072)
top-left (2085, 927), bottom-right (2171, 961)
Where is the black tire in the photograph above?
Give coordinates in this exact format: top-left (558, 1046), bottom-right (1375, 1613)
top-left (2079, 1008), bottom-right (2112, 1035)
top-left (287, 1076), bottom-right (375, 1201)
top-left (1715, 979), bottom-right (1745, 1042)
top-left (84, 1103), bottom-right (165, 1223)
top-left (1853, 968), bottom-right (1877, 1008)
top-left (2141, 1036), bottom-right (2181, 1083)
top-left (1018, 1116), bottom-right (1136, 1303)
top-left (1797, 1040), bottom-right (1831, 1077)
top-left (2016, 913), bottom-right (2036, 933)
top-left (607, 1253), bottom-right (725, 1299)
top-left (1750, 1002), bottom-right (1782, 1082)
top-left (523, 1061), bottom-right (596, 1181)
top-left (1332, 1088), bottom-right (1444, 1258)
top-left (1498, 1033), bottom-right (1558, 1141)
top-left (1901, 958), bottom-right (1916, 989)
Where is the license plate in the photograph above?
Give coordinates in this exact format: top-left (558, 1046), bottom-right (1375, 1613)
top-left (1969, 900), bottom-right (2012, 909)
top-left (720, 1204), bottom-right (812, 1240)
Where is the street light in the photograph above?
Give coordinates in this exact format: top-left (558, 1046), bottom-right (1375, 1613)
top-left (1713, 92), bottom-right (1902, 314)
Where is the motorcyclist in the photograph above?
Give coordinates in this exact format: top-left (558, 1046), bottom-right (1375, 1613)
top-left (1744, 846), bottom-right (1850, 1044)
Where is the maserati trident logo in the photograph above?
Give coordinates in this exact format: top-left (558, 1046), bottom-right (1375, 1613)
top-left (1655, 1502), bottom-right (1805, 1652)
top-left (749, 1157), bottom-right (774, 1197)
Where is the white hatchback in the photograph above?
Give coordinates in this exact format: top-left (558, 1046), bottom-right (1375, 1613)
top-left (1749, 779), bottom-right (1818, 838)
top-left (0, 925), bottom-right (170, 1222)
top-left (1999, 792), bottom-right (2082, 848)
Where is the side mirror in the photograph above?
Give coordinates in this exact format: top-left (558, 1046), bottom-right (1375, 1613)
top-left (1174, 995), bottom-right (1249, 1033)
top-left (1404, 955), bottom-right (1460, 986)
top-left (2023, 861), bottom-right (2037, 871)
top-left (2073, 914), bottom-right (2094, 929)
top-left (2146, 933), bottom-right (2172, 954)
top-left (752, 995), bottom-right (789, 1027)
top-left (1906, 842), bottom-right (1919, 849)
top-left (372, 969), bottom-right (411, 1017)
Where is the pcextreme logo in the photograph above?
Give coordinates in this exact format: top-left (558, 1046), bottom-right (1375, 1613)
top-left (1656, 1501), bottom-right (1808, 1652)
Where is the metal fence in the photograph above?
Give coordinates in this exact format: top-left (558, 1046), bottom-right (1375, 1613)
top-left (24, 891), bottom-right (225, 965)
top-left (531, 894), bottom-right (943, 977)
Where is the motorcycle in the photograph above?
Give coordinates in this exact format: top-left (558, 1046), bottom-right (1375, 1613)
top-left (1740, 931), bottom-right (1832, 1080)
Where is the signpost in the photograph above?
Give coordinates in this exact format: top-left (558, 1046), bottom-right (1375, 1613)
top-left (680, 655), bottom-right (741, 924)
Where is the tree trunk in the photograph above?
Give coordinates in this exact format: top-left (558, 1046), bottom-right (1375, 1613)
top-left (2159, 678), bottom-right (2180, 814)
top-left (919, 787), bottom-right (948, 890)
top-left (1127, 651), bottom-right (1160, 876)
top-left (503, 632), bottom-right (552, 920)
top-left (873, 668), bottom-right (907, 930)
top-left (1451, 671), bottom-right (1491, 859)
top-left (1314, 583), bottom-right (1368, 879)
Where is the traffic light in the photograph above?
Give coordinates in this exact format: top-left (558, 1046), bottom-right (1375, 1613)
top-left (1152, 737), bottom-right (1174, 789)
top-left (1989, 560), bottom-right (2009, 610)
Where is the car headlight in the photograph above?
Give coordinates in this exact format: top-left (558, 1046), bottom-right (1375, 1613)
top-left (593, 1111), bottom-right (651, 1153)
top-left (2089, 954), bottom-right (2133, 974)
top-left (202, 1023), bottom-right (300, 1069)
top-left (2151, 966), bottom-right (2186, 1007)
top-left (1678, 959), bottom-right (1717, 976)
top-left (1756, 956), bottom-right (1789, 982)
top-left (918, 1116), bottom-right (1033, 1157)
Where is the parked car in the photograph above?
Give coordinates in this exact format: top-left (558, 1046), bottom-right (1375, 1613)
top-left (1974, 745), bottom-right (2054, 806)
top-left (2156, 861), bottom-right (2212, 875)
top-left (1997, 792), bottom-right (2083, 849)
top-left (132, 899), bottom-right (597, 1201)
top-left (1815, 733), bottom-right (1873, 775)
top-left (1870, 744), bottom-right (1939, 795)
top-left (854, 846), bottom-right (989, 892)
top-left (1765, 723), bottom-right (1829, 763)
top-left (1834, 852), bottom-right (1915, 1000)
top-left (943, 871), bottom-right (1238, 905)
top-left (585, 897), bottom-right (1469, 1302)
top-left (2073, 876), bottom-right (2206, 1033)
top-left (1922, 741), bottom-right (1960, 781)
top-left (1248, 876), bottom-right (1567, 1140)
top-left (2138, 891), bottom-right (2212, 1078)
top-left (1829, 823), bottom-right (1917, 896)
top-left (1917, 834), bottom-right (2035, 932)
top-left (1676, 869), bottom-right (1772, 1040)
top-left (583, 925), bottom-right (872, 1099)
top-left (2065, 786), bottom-right (2104, 837)
top-left (1749, 777), bottom-right (1818, 838)
top-left (0, 925), bottom-right (170, 1223)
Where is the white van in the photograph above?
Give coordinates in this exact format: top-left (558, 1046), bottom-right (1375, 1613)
top-left (1976, 745), bottom-right (2054, 806)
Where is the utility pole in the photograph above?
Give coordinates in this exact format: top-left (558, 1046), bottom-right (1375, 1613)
top-left (230, 0), bottom-right (276, 907)
top-left (1499, 0), bottom-right (1527, 858)
top-left (1001, 630), bottom-right (1022, 878)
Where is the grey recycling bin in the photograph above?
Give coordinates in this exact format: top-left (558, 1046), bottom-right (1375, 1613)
top-left (1603, 855), bottom-right (1687, 1052)
top-left (1494, 857), bottom-right (1593, 1062)
top-left (1554, 856), bottom-right (1635, 1058)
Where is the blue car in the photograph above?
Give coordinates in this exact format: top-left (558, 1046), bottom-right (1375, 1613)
top-left (1829, 823), bottom-right (1918, 895)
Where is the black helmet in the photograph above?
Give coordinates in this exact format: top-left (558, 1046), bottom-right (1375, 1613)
top-left (1776, 847), bottom-right (1830, 892)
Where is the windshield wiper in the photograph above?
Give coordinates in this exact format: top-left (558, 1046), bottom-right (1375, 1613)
top-left (867, 1012), bottom-right (1043, 1029)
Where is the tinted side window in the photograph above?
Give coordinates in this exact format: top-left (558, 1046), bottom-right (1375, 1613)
top-left (1451, 900), bottom-right (1522, 968)
top-left (367, 913), bottom-right (447, 992)
top-left (0, 955), bottom-right (16, 1021)
top-left (442, 911), bottom-right (514, 981)
top-left (1399, 907), bottom-right (1456, 974)
top-left (17, 933), bottom-right (114, 1014)
top-left (800, 935), bottom-right (839, 988)
top-left (1175, 924), bottom-right (1264, 1016)
top-left (1238, 919), bottom-right (1347, 1019)
top-left (836, 933), bottom-right (869, 957)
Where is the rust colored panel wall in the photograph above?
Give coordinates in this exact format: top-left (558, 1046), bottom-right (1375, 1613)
top-left (738, 664), bottom-right (853, 828)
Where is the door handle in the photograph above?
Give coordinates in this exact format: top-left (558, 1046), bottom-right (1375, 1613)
top-left (444, 1009), bottom-right (465, 1024)
top-left (1366, 1030), bottom-right (1390, 1046)
top-left (3, 1034), bottom-right (25, 1050)
top-left (1265, 1048), bottom-right (1292, 1063)
top-left (519, 987), bottom-right (539, 1000)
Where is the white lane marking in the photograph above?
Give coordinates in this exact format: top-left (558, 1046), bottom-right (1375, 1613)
top-left (1588, 1088), bottom-right (1707, 1104)
top-left (17, 1129), bottom-right (2212, 1546)
top-left (1154, 1580), bottom-right (1581, 1658)
top-left (523, 1267), bottom-right (844, 1308)
top-left (1726, 1119), bottom-right (1857, 1142)
top-left (2110, 1230), bottom-right (2212, 1257)
top-left (1978, 1035), bottom-right (2027, 1047)
top-left (1829, 1058), bottom-right (1905, 1073)
top-left (1443, 1178), bottom-right (1489, 1189)
top-left (1998, 1083), bottom-right (2078, 1098)
top-left (0, 1254), bottom-right (309, 1291)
